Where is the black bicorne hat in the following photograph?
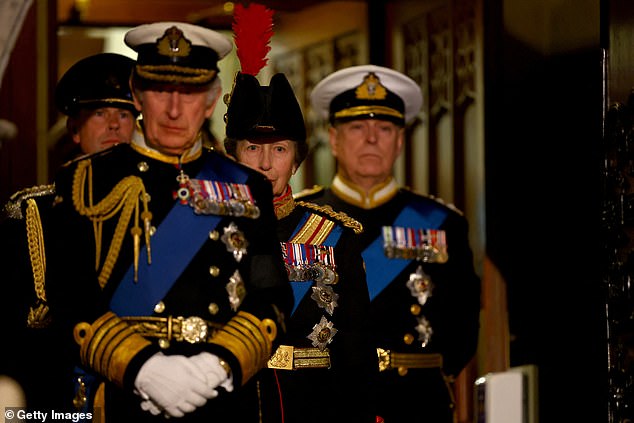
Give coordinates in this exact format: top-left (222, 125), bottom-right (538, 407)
top-left (225, 72), bottom-right (307, 146)
top-left (54, 53), bottom-right (137, 116)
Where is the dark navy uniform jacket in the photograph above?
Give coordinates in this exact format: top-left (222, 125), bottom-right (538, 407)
top-left (43, 134), bottom-right (292, 422)
top-left (297, 175), bottom-right (481, 423)
top-left (0, 184), bottom-right (71, 409)
top-left (261, 187), bottom-right (377, 423)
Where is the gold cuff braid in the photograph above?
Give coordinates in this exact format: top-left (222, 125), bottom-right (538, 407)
top-left (74, 312), bottom-right (151, 387)
top-left (209, 311), bottom-right (277, 386)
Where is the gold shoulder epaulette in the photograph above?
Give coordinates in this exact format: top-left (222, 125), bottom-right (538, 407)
top-left (293, 185), bottom-right (324, 200)
top-left (402, 186), bottom-right (464, 216)
top-left (2, 184), bottom-right (56, 220)
top-left (295, 200), bottom-right (363, 234)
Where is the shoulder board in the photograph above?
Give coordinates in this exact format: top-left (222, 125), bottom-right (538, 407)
top-left (293, 185), bottom-right (325, 200)
top-left (401, 187), bottom-right (464, 216)
top-left (2, 184), bottom-right (56, 220)
top-left (295, 200), bottom-right (363, 234)
top-left (60, 143), bottom-right (122, 168)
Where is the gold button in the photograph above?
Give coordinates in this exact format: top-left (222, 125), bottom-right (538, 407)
top-left (153, 301), bottom-right (165, 314)
top-left (403, 333), bottom-right (414, 345)
top-left (209, 230), bottom-right (219, 241)
top-left (158, 339), bottom-right (170, 349)
top-left (398, 367), bottom-right (408, 376)
top-left (209, 266), bottom-right (220, 277)
top-left (410, 304), bottom-right (421, 315)
top-left (150, 226), bottom-right (157, 236)
top-left (208, 303), bottom-right (219, 315)
top-left (138, 161), bottom-right (149, 172)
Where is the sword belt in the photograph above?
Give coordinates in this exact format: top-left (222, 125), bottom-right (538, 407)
top-left (121, 315), bottom-right (223, 345)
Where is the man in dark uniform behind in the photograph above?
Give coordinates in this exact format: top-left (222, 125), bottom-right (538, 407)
top-left (299, 64), bottom-right (482, 422)
top-left (54, 52), bottom-right (139, 158)
top-left (41, 22), bottom-right (292, 421)
top-left (0, 52), bottom-right (138, 409)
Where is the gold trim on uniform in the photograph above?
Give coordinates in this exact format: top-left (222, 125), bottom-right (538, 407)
top-left (121, 315), bottom-right (223, 346)
top-left (377, 348), bottom-right (442, 372)
top-left (75, 312), bottom-right (152, 387)
top-left (267, 345), bottom-right (331, 370)
top-left (295, 201), bottom-right (363, 235)
top-left (331, 174), bottom-right (398, 209)
top-left (129, 124), bottom-right (203, 164)
top-left (209, 311), bottom-right (277, 386)
top-left (273, 189), bottom-right (296, 219)
top-left (72, 159), bottom-right (153, 286)
top-left (291, 213), bottom-right (335, 245)
top-left (2, 184), bottom-right (56, 220)
top-left (334, 105), bottom-right (403, 121)
top-left (25, 198), bottom-right (51, 328)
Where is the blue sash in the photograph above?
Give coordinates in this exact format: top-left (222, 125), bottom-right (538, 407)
top-left (289, 212), bottom-right (343, 315)
top-left (363, 202), bottom-right (448, 301)
top-left (110, 154), bottom-right (250, 316)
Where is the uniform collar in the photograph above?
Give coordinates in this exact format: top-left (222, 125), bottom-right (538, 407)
top-left (331, 174), bottom-right (398, 209)
top-left (273, 185), bottom-right (295, 219)
top-left (130, 121), bottom-right (203, 164)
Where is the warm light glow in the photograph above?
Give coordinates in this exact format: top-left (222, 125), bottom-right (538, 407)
top-left (223, 2), bottom-right (234, 14)
top-left (75, 0), bottom-right (90, 15)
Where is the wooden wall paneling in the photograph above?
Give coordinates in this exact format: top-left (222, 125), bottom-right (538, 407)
top-left (399, 1), bottom-right (489, 422)
top-left (0, 3), bottom-right (38, 205)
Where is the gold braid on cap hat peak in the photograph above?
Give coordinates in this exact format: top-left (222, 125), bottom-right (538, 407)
top-left (72, 159), bottom-right (153, 288)
top-left (334, 105), bottom-right (404, 120)
top-left (135, 65), bottom-right (218, 85)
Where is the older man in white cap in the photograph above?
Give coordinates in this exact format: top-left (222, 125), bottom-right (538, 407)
top-left (298, 65), bottom-right (481, 423)
top-left (42, 22), bottom-right (292, 422)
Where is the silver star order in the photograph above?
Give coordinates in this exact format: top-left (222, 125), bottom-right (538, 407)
top-left (415, 316), bottom-right (433, 348)
top-left (311, 283), bottom-right (339, 315)
top-left (307, 315), bottom-right (337, 350)
top-left (226, 270), bottom-right (246, 311)
top-left (220, 222), bottom-right (248, 262)
top-left (406, 265), bottom-right (433, 306)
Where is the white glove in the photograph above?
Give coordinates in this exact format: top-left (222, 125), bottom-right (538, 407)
top-left (188, 352), bottom-right (234, 393)
top-left (134, 352), bottom-right (218, 418)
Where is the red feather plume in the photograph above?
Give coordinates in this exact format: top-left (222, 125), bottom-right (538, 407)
top-left (232, 3), bottom-right (275, 77)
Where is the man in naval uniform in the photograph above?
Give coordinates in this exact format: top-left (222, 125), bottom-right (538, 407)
top-left (0, 52), bottom-right (138, 409)
top-left (299, 65), bottom-right (482, 422)
top-left (42, 22), bottom-right (292, 421)
top-left (224, 71), bottom-right (378, 422)
top-left (54, 52), bottom-right (139, 158)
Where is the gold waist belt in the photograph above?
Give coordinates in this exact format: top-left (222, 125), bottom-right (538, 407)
top-left (267, 345), bottom-right (331, 370)
top-left (122, 316), bottom-right (223, 346)
top-left (377, 348), bottom-right (443, 372)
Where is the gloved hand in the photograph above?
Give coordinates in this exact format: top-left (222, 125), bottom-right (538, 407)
top-left (134, 352), bottom-right (218, 417)
top-left (188, 352), bottom-right (234, 393)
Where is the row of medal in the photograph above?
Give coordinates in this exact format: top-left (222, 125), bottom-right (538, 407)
top-left (382, 226), bottom-right (449, 263)
top-left (281, 242), bottom-right (338, 285)
top-left (176, 174), bottom-right (260, 219)
top-left (281, 242), bottom-right (340, 350)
